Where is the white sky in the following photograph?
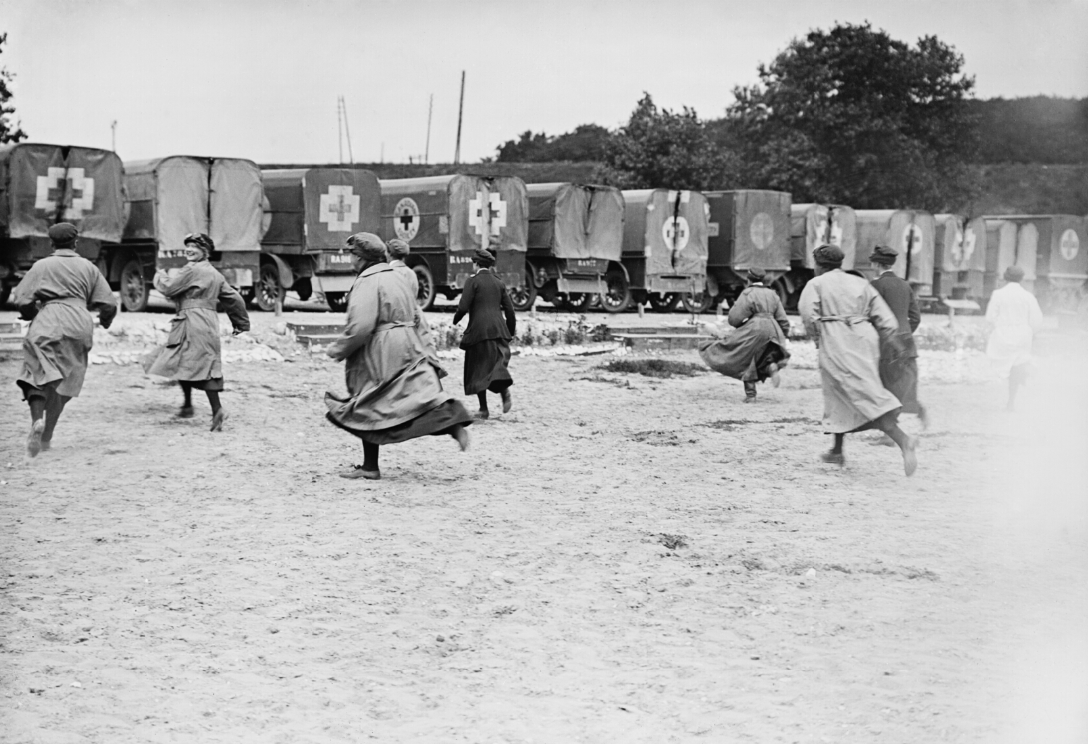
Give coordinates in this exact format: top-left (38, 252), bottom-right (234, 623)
top-left (2, 0), bottom-right (1087, 164)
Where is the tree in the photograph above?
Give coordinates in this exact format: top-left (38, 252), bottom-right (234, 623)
top-left (1, 33), bottom-right (27, 144)
top-left (595, 93), bottom-right (737, 190)
top-left (495, 124), bottom-right (612, 163)
top-left (726, 22), bottom-right (978, 211)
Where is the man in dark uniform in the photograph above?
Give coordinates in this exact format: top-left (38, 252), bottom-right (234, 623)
top-left (12, 223), bottom-right (118, 456)
top-left (869, 245), bottom-right (928, 429)
top-left (452, 247), bottom-right (517, 419)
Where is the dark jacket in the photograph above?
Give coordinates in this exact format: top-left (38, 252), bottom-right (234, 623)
top-left (871, 271), bottom-right (920, 358)
top-left (453, 269), bottom-right (517, 349)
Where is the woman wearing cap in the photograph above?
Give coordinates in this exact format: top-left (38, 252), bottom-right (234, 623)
top-left (798, 244), bottom-right (918, 476)
top-left (325, 232), bottom-right (471, 480)
top-left (13, 222), bottom-right (118, 457)
top-left (142, 233), bottom-right (250, 431)
top-left (698, 267), bottom-right (790, 402)
top-left (985, 265), bottom-right (1042, 411)
top-left (452, 246), bottom-right (517, 419)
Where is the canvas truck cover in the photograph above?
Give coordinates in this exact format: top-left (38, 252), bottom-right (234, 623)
top-left (934, 215), bottom-right (987, 274)
top-left (1001, 215), bottom-right (1088, 282)
top-left (379, 175), bottom-right (528, 254)
top-left (621, 189), bottom-right (708, 277)
top-left (525, 183), bottom-right (623, 262)
top-left (0, 143), bottom-right (125, 241)
top-left (124, 156), bottom-right (264, 256)
top-left (789, 204), bottom-right (857, 269)
top-left (983, 218), bottom-right (1023, 283)
top-left (704, 190), bottom-right (790, 271)
top-left (854, 210), bottom-right (936, 287)
top-left (262, 168), bottom-right (380, 252)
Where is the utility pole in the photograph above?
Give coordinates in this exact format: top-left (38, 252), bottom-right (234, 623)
top-left (341, 96), bottom-right (354, 165)
top-left (454, 71), bottom-right (465, 165)
top-left (425, 93), bottom-right (433, 165)
top-left (111, 120), bottom-right (117, 152)
top-left (337, 96), bottom-right (343, 165)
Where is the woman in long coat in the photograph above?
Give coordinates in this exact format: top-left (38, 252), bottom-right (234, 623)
top-left (452, 247), bottom-right (517, 419)
top-left (325, 233), bottom-right (471, 480)
top-left (698, 268), bottom-right (790, 402)
top-left (798, 244), bottom-right (918, 476)
top-left (13, 222), bottom-right (118, 456)
top-left (142, 233), bottom-right (250, 431)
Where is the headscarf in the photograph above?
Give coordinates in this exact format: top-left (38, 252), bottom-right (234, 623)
top-left (346, 232), bottom-right (387, 263)
top-left (473, 247), bottom-right (496, 267)
top-left (1004, 265), bottom-right (1025, 283)
top-left (48, 222), bottom-right (78, 248)
top-left (183, 233), bottom-right (215, 259)
top-left (747, 267), bottom-right (767, 283)
top-left (387, 239), bottom-right (410, 260)
top-left (813, 243), bottom-right (844, 268)
top-left (869, 245), bottom-right (898, 266)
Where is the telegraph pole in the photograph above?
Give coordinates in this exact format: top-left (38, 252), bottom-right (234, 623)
top-left (425, 94), bottom-right (434, 165)
top-left (111, 120), bottom-right (117, 152)
top-left (454, 71), bottom-right (465, 165)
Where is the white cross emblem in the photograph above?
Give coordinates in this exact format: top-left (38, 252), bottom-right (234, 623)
top-left (902, 223), bottom-right (923, 255)
top-left (952, 224), bottom-right (977, 265)
top-left (319, 185), bottom-right (360, 232)
top-left (750, 212), bottom-right (774, 250)
top-left (663, 216), bottom-right (690, 251)
top-left (1060, 228), bottom-right (1080, 261)
top-left (816, 217), bottom-right (844, 247)
top-left (469, 190), bottom-right (506, 238)
top-left (35, 167), bottom-right (95, 219)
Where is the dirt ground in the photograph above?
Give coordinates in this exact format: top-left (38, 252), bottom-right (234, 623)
top-left (1, 310), bottom-right (1087, 743)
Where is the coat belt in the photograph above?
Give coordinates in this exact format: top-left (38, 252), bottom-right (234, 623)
top-left (817, 315), bottom-right (867, 325)
top-left (43, 297), bottom-right (87, 309)
top-left (375, 321), bottom-right (411, 332)
top-left (179, 299), bottom-right (218, 310)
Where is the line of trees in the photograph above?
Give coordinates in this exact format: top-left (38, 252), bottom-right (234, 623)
top-left (494, 23), bottom-right (1086, 213)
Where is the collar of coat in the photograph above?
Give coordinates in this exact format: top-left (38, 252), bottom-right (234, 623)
top-left (54, 248), bottom-right (79, 257)
top-left (359, 262), bottom-right (392, 278)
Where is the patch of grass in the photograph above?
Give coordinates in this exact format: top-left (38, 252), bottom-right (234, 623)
top-left (599, 359), bottom-right (706, 378)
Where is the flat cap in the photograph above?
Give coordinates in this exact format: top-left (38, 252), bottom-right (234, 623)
top-left (1004, 265), bottom-right (1025, 282)
top-left (813, 243), bottom-right (845, 267)
top-left (869, 245), bottom-right (899, 265)
top-left (387, 238), bottom-right (411, 260)
top-left (346, 232), bottom-right (387, 261)
top-left (48, 222), bottom-right (78, 245)
top-left (473, 247), bottom-right (496, 266)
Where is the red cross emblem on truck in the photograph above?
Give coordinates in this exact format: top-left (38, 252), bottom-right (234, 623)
top-left (469, 190), bottom-right (506, 238)
top-left (319, 185), bottom-right (360, 232)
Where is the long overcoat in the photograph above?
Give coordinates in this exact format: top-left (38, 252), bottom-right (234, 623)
top-left (799, 269), bottom-right (903, 433)
top-left (390, 260), bottom-right (445, 376)
top-left (985, 282), bottom-right (1042, 375)
top-left (324, 263), bottom-right (453, 431)
top-left (699, 285), bottom-right (790, 381)
top-left (13, 249), bottom-right (117, 397)
top-left (871, 271), bottom-right (922, 411)
top-left (143, 261), bottom-right (249, 383)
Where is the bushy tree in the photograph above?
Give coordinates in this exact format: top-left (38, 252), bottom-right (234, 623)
top-left (495, 124), bottom-right (612, 163)
top-left (726, 22), bottom-right (978, 210)
top-left (1, 33), bottom-right (27, 144)
top-left (595, 94), bottom-right (736, 190)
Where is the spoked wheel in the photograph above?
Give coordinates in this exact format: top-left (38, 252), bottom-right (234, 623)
top-left (325, 292), bottom-right (348, 312)
top-left (601, 269), bottom-right (631, 314)
top-left (648, 293), bottom-right (680, 312)
top-left (680, 292), bottom-right (714, 314)
top-left (509, 268), bottom-right (537, 312)
top-left (412, 263), bottom-right (436, 310)
top-left (565, 293), bottom-right (595, 312)
top-left (120, 257), bottom-right (149, 312)
top-left (255, 263), bottom-right (286, 312)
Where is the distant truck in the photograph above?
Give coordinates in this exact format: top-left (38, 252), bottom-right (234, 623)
top-left (779, 203), bottom-right (858, 310)
top-left (100, 156), bottom-right (265, 311)
top-left (514, 182), bottom-right (624, 312)
top-left (0, 142), bottom-right (125, 306)
top-left (854, 209), bottom-right (936, 296)
top-left (607, 189), bottom-right (708, 313)
top-left (933, 215), bottom-right (987, 303)
top-left (378, 175), bottom-right (528, 309)
top-left (260, 168), bottom-right (381, 311)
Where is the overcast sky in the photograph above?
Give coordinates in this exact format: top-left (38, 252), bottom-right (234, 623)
top-left (2, 0), bottom-right (1086, 165)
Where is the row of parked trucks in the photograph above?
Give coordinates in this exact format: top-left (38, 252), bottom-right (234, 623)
top-left (2, 142), bottom-right (1086, 313)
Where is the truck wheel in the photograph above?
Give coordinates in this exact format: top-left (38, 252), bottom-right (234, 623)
top-left (255, 263), bottom-right (286, 312)
top-left (413, 264), bottom-right (436, 310)
top-left (648, 293), bottom-right (680, 312)
top-left (509, 268), bottom-right (537, 312)
top-left (771, 277), bottom-right (795, 312)
top-left (120, 258), bottom-right (149, 312)
top-left (325, 292), bottom-right (348, 312)
top-left (601, 269), bottom-right (631, 313)
top-left (680, 292), bottom-right (714, 314)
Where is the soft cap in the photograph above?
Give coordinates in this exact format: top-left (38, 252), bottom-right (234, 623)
top-left (48, 222), bottom-right (78, 246)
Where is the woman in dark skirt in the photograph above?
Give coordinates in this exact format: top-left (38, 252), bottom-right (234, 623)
top-left (325, 233), bottom-right (471, 480)
top-left (452, 247), bottom-right (517, 419)
top-left (143, 233), bottom-right (250, 431)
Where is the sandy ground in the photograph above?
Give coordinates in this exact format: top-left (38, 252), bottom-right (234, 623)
top-left (1, 310), bottom-right (1087, 743)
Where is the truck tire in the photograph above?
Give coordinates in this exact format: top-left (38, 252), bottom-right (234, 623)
top-left (120, 258), bottom-right (149, 312)
top-left (601, 269), bottom-right (631, 314)
top-left (255, 263), bottom-right (286, 312)
top-left (648, 293), bottom-right (680, 312)
top-left (325, 292), bottom-right (348, 312)
top-left (413, 264), bottom-right (436, 310)
top-left (509, 268), bottom-right (537, 312)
